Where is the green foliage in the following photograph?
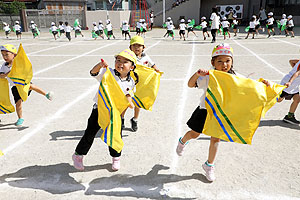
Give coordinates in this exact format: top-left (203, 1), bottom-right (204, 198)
top-left (0, 1), bottom-right (26, 15)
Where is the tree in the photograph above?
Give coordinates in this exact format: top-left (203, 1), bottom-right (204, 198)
top-left (0, 1), bottom-right (26, 25)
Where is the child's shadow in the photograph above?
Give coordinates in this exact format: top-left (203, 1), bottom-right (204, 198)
top-left (259, 119), bottom-right (300, 130)
top-left (49, 129), bottom-right (103, 141)
top-left (0, 123), bottom-right (29, 131)
top-left (0, 163), bottom-right (110, 194)
top-left (85, 164), bottom-right (210, 199)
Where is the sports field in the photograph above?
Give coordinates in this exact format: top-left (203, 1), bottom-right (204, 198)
top-left (0, 29), bottom-right (300, 199)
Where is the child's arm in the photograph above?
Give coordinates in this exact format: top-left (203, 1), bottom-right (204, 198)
top-left (90, 59), bottom-right (108, 75)
top-left (289, 59), bottom-right (300, 67)
top-left (285, 70), bottom-right (300, 88)
top-left (126, 94), bottom-right (134, 108)
top-left (0, 72), bottom-right (9, 79)
top-left (188, 69), bottom-right (209, 88)
top-left (152, 64), bottom-right (160, 72)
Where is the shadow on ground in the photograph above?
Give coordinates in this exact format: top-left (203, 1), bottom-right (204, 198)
top-left (259, 119), bottom-right (300, 130)
top-left (0, 123), bottom-right (29, 131)
top-left (49, 129), bottom-right (103, 141)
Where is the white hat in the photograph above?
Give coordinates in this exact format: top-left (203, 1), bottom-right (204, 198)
top-left (252, 15), bottom-right (257, 18)
top-left (139, 19), bottom-right (143, 22)
top-left (233, 15), bottom-right (237, 18)
top-left (30, 21), bottom-right (34, 24)
top-left (201, 16), bottom-right (206, 20)
top-left (106, 19), bottom-right (110, 23)
top-left (51, 22), bottom-right (55, 26)
top-left (99, 20), bottom-right (103, 24)
top-left (167, 17), bottom-right (171, 20)
top-left (282, 14), bottom-right (286, 18)
top-left (180, 19), bottom-right (185, 23)
top-left (187, 19), bottom-right (191, 22)
top-left (93, 22), bottom-right (97, 25)
top-left (222, 17), bottom-right (227, 20)
top-left (3, 22), bottom-right (7, 26)
top-left (123, 20), bottom-right (128, 24)
top-left (288, 15), bottom-right (292, 19)
top-left (268, 12), bottom-right (273, 16)
top-left (15, 21), bottom-right (19, 24)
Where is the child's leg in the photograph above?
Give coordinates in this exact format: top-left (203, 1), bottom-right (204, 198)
top-left (228, 31), bottom-right (230, 38)
top-left (207, 136), bottom-right (220, 164)
top-left (181, 130), bottom-right (201, 144)
top-left (289, 94), bottom-right (300, 113)
top-left (16, 99), bottom-right (23, 119)
top-left (30, 84), bottom-right (46, 96)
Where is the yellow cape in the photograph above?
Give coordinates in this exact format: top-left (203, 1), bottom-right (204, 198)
top-left (0, 78), bottom-right (15, 114)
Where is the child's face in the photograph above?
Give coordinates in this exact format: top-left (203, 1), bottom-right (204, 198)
top-left (1, 51), bottom-right (15, 63)
top-left (211, 55), bottom-right (233, 72)
top-left (130, 44), bottom-right (144, 56)
top-left (115, 56), bottom-right (134, 76)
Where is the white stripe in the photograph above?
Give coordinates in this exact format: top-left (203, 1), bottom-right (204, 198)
top-left (1, 85), bottom-right (98, 157)
top-left (33, 40), bottom-right (122, 75)
top-left (233, 40), bottom-right (285, 75)
top-left (28, 40), bottom-right (82, 55)
top-left (272, 38), bottom-right (300, 47)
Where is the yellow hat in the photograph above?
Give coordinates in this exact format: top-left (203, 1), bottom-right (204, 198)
top-left (211, 43), bottom-right (233, 58)
top-left (0, 44), bottom-right (17, 54)
top-left (115, 49), bottom-right (137, 65)
top-left (130, 35), bottom-right (144, 46)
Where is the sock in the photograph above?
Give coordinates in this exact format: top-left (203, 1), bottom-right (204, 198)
top-left (205, 161), bottom-right (214, 167)
top-left (132, 118), bottom-right (138, 122)
top-left (288, 112), bottom-right (294, 118)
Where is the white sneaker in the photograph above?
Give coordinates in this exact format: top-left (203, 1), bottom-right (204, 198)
top-left (202, 163), bottom-right (216, 181)
top-left (45, 91), bottom-right (54, 101)
top-left (112, 157), bottom-right (121, 171)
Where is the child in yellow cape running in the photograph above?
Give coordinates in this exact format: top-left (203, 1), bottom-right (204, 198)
top-left (72, 49), bottom-right (139, 171)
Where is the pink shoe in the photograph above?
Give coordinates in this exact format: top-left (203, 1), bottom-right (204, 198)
top-left (202, 162), bottom-right (216, 181)
top-left (176, 137), bottom-right (187, 156)
top-left (72, 153), bottom-right (84, 171)
top-left (112, 157), bottom-right (121, 171)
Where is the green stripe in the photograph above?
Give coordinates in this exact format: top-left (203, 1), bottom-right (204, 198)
top-left (134, 95), bottom-right (146, 109)
top-left (207, 88), bottom-right (247, 144)
top-left (0, 104), bottom-right (12, 113)
top-left (9, 77), bottom-right (26, 82)
top-left (100, 82), bottom-right (114, 147)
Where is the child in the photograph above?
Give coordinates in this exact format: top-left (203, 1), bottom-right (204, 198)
top-left (92, 22), bottom-right (99, 40)
top-left (121, 20), bottom-right (131, 40)
top-left (187, 19), bottom-right (197, 38)
top-left (13, 21), bottom-right (22, 40)
top-left (163, 17), bottom-right (174, 39)
top-left (279, 14), bottom-right (287, 35)
top-left (98, 20), bottom-right (105, 39)
top-left (200, 17), bottom-right (210, 40)
top-left (106, 19), bottom-right (116, 40)
top-left (58, 21), bottom-right (65, 37)
top-left (0, 44), bottom-right (53, 126)
top-left (29, 21), bottom-right (38, 39)
top-left (179, 19), bottom-right (187, 41)
top-left (286, 15), bottom-right (295, 38)
top-left (49, 22), bottom-right (59, 40)
top-left (232, 15), bottom-right (238, 37)
top-left (221, 17), bottom-right (230, 40)
top-left (72, 49), bottom-right (139, 171)
top-left (3, 22), bottom-right (11, 39)
top-left (267, 12), bottom-right (275, 38)
top-left (74, 24), bottom-right (84, 38)
top-left (124, 36), bottom-right (160, 131)
top-left (140, 19), bottom-right (147, 38)
top-left (175, 43), bottom-right (270, 182)
top-left (64, 22), bottom-right (72, 41)
top-left (136, 19), bottom-right (142, 36)
top-left (277, 59), bottom-right (300, 125)
top-left (245, 16), bottom-right (256, 39)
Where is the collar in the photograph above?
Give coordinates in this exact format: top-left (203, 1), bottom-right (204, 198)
top-left (114, 69), bottom-right (131, 82)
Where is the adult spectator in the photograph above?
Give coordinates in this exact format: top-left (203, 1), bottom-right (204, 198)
top-left (210, 7), bottom-right (220, 43)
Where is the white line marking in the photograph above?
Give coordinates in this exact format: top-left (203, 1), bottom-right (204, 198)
top-left (272, 38), bottom-right (300, 47)
top-left (28, 41), bottom-right (83, 55)
top-left (233, 40), bottom-right (285, 75)
top-left (1, 85), bottom-right (98, 157)
top-left (171, 38), bottom-right (196, 173)
top-left (33, 40), bottom-right (122, 75)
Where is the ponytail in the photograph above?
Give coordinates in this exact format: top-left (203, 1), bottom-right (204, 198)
top-left (133, 71), bottom-right (139, 85)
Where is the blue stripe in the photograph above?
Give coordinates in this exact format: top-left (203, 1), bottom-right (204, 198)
top-left (0, 108), bottom-right (7, 114)
top-left (132, 97), bottom-right (141, 108)
top-left (13, 82), bottom-right (25, 86)
top-left (205, 97), bottom-right (233, 142)
top-left (98, 89), bottom-right (110, 143)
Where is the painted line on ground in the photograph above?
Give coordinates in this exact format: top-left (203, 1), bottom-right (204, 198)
top-left (272, 38), bottom-right (300, 47)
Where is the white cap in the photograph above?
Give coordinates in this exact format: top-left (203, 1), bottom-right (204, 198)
top-left (187, 19), bottom-right (191, 22)
top-left (282, 14), bottom-right (286, 18)
top-left (106, 19), bottom-right (110, 23)
top-left (268, 12), bottom-right (273, 16)
top-left (123, 20), bottom-right (128, 24)
top-left (201, 16), bottom-right (206, 20)
top-left (51, 22), bottom-right (55, 26)
top-left (180, 19), bottom-right (185, 23)
top-left (139, 19), bottom-right (143, 22)
top-left (222, 17), bottom-right (227, 20)
top-left (288, 15), bottom-right (292, 19)
top-left (99, 20), bottom-right (103, 24)
top-left (167, 17), bottom-right (171, 20)
top-left (15, 21), bottom-right (19, 24)
top-left (3, 22), bottom-right (7, 26)
top-left (233, 15), bottom-right (237, 18)
top-left (252, 15), bottom-right (257, 19)
top-left (30, 21), bottom-right (34, 24)
top-left (93, 22), bottom-right (97, 25)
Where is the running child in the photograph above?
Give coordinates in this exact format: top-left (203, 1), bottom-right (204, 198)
top-left (3, 22), bottom-right (11, 39)
top-left (64, 22), bottom-right (72, 41)
top-left (92, 22), bottom-right (99, 40)
top-left (140, 19), bottom-right (147, 38)
top-left (253, 15), bottom-right (262, 35)
top-left (121, 20), bottom-right (131, 40)
top-left (29, 21), bottom-right (39, 39)
top-left (136, 19), bottom-right (142, 36)
top-left (98, 20), bottom-right (105, 39)
top-left (49, 22), bottom-right (59, 40)
top-left (72, 49), bottom-right (139, 171)
top-left (179, 19), bottom-right (187, 41)
top-left (187, 19), bottom-right (197, 38)
top-left (200, 17), bottom-right (210, 40)
top-left (221, 17), bottom-right (230, 40)
top-left (245, 16), bottom-right (256, 39)
top-left (232, 15), bottom-right (238, 36)
top-left (279, 14), bottom-right (287, 35)
top-left (175, 43), bottom-right (271, 182)
top-left (124, 36), bottom-right (160, 131)
top-left (164, 17), bottom-right (175, 40)
top-left (267, 12), bottom-right (275, 38)
top-left (74, 24), bottom-right (84, 38)
top-left (13, 21), bottom-right (22, 40)
top-left (286, 15), bottom-right (295, 38)
top-left (0, 44), bottom-right (53, 126)
top-left (58, 21), bottom-right (65, 37)
top-left (277, 59), bottom-right (300, 125)
top-left (106, 19), bottom-right (116, 40)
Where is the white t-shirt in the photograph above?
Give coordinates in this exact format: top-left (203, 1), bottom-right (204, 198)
top-left (280, 60), bottom-right (300, 94)
top-left (287, 19), bottom-right (294, 27)
top-left (167, 22), bottom-right (174, 30)
top-left (30, 24), bottom-right (37, 30)
top-left (233, 19), bottom-right (238, 25)
top-left (98, 24), bottom-right (104, 30)
top-left (64, 25), bottom-right (73, 32)
top-left (250, 21), bottom-right (256, 28)
top-left (75, 26), bottom-right (81, 31)
top-left (122, 24), bottom-right (129, 31)
top-left (137, 53), bottom-right (155, 68)
top-left (210, 12), bottom-right (220, 29)
top-left (14, 25), bottom-right (21, 31)
top-left (141, 23), bottom-right (147, 29)
top-left (50, 26), bottom-right (58, 32)
top-left (106, 23), bottom-right (113, 31)
top-left (221, 21), bottom-right (230, 28)
top-left (136, 22), bottom-right (141, 28)
top-left (179, 23), bottom-right (186, 30)
top-left (93, 67), bottom-right (136, 104)
top-left (59, 25), bottom-right (65, 30)
top-left (3, 25), bottom-right (10, 32)
top-left (93, 26), bottom-right (99, 31)
top-left (280, 18), bottom-right (287, 25)
top-left (201, 21), bottom-right (207, 28)
top-left (0, 62), bottom-right (14, 86)
top-left (267, 17), bottom-right (274, 25)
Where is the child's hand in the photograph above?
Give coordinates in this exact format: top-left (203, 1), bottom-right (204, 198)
top-left (99, 59), bottom-right (108, 68)
top-left (196, 69), bottom-right (209, 76)
top-left (262, 79), bottom-right (271, 87)
top-left (0, 72), bottom-right (8, 79)
top-left (284, 82), bottom-right (291, 88)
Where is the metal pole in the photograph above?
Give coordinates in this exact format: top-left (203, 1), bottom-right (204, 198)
top-left (163, 0), bottom-right (165, 24)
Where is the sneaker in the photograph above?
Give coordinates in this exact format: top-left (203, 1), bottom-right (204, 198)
top-left (202, 163), bottom-right (216, 182)
top-left (72, 153), bottom-right (84, 170)
top-left (283, 115), bottom-right (300, 125)
top-left (121, 118), bottom-right (125, 130)
top-left (176, 137), bottom-right (186, 156)
top-left (45, 91), bottom-right (54, 101)
top-left (112, 157), bottom-right (120, 171)
top-left (130, 117), bottom-right (138, 132)
top-left (15, 118), bottom-right (24, 126)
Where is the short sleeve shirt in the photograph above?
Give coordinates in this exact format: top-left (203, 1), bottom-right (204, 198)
top-left (137, 53), bottom-right (155, 68)
top-left (0, 62), bottom-right (14, 86)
